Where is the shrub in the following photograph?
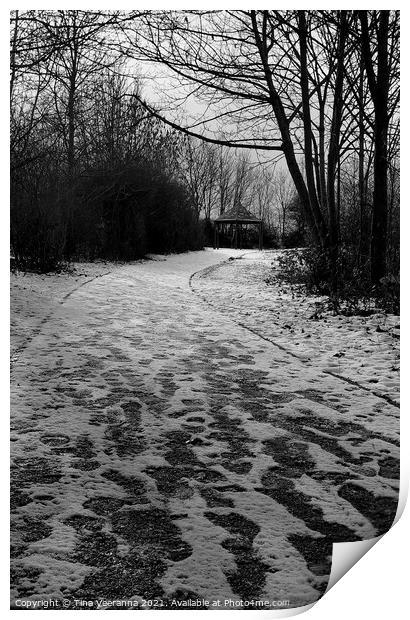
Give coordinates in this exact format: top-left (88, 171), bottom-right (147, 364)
top-left (11, 187), bottom-right (67, 273)
top-left (11, 159), bottom-right (204, 270)
top-left (266, 245), bottom-right (400, 316)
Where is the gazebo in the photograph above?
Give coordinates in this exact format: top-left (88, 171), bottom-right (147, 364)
top-left (213, 204), bottom-right (263, 250)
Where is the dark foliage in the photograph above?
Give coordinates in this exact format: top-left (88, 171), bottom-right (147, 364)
top-left (73, 165), bottom-right (203, 262)
top-left (10, 119), bottom-right (203, 272)
top-left (266, 246), bottom-right (399, 316)
top-left (11, 168), bottom-right (69, 272)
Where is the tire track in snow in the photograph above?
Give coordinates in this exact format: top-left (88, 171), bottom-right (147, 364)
top-left (10, 270), bottom-right (113, 370)
top-left (189, 258), bottom-right (399, 409)
top-left (10, 252), bottom-right (399, 608)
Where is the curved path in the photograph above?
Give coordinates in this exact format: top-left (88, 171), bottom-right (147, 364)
top-left (10, 250), bottom-right (399, 610)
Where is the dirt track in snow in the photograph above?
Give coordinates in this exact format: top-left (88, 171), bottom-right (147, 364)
top-left (10, 250), bottom-right (399, 610)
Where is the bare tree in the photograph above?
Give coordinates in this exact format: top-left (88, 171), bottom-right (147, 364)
top-left (273, 171), bottom-right (295, 244)
top-left (119, 10), bottom-right (398, 288)
top-left (231, 153), bottom-right (255, 212)
top-left (180, 140), bottom-right (218, 220)
top-left (121, 13), bottom-right (352, 248)
top-left (215, 146), bottom-right (234, 215)
top-left (359, 10), bottom-right (399, 282)
top-left (10, 9), bottom-right (399, 288)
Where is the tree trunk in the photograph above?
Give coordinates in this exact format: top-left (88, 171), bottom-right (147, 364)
top-left (360, 10), bottom-right (390, 284)
top-left (371, 104), bottom-right (389, 282)
top-left (358, 59), bottom-right (367, 267)
top-left (64, 70), bottom-right (77, 257)
top-left (298, 12), bottom-right (324, 235)
top-left (326, 10), bottom-right (348, 302)
top-left (10, 10), bottom-right (19, 102)
top-left (250, 11), bottom-right (327, 248)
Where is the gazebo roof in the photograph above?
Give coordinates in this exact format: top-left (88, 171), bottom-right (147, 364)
top-left (215, 204), bottom-right (261, 223)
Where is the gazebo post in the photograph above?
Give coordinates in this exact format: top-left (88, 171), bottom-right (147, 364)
top-left (259, 222), bottom-right (263, 250)
top-left (213, 224), bottom-right (217, 249)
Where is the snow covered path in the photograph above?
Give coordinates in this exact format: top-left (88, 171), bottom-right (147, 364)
top-left (10, 250), bottom-right (399, 610)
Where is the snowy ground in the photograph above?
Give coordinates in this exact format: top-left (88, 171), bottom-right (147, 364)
top-left (10, 262), bottom-right (115, 359)
top-left (10, 249), bottom-right (399, 610)
top-left (191, 250), bottom-right (399, 405)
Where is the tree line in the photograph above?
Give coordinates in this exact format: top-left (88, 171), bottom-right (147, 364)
top-left (10, 11), bottom-right (204, 270)
top-left (10, 10), bottom-right (399, 308)
top-left (122, 9), bottom-right (399, 302)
